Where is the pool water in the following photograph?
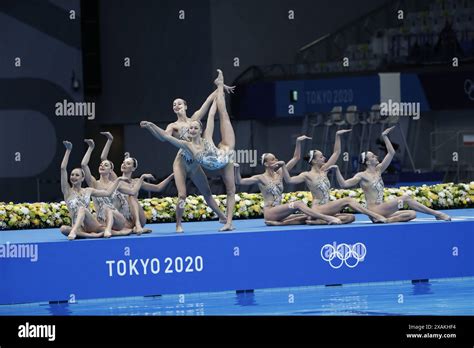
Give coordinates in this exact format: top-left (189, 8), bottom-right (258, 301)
top-left (1, 277), bottom-right (473, 316)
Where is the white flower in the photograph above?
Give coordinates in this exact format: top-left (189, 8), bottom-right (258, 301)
top-left (20, 207), bottom-right (29, 215)
top-left (0, 210), bottom-right (5, 215)
top-left (187, 213), bottom-right (194, 219)
top-left (0, 221), bottom-right (6, 228)
top-left (438, 191), bottom-right (445, 198)
top-left (235, 195), bottom-right (241, 202)
top-left (348, 191), bottom-right (356, 197)
top-left (206, 207), bottom-right (213, 213)
top-left (244, 199), bottom-right (252, 206)
top-left (201, 214), bottom-right (206, 219)
top-left (40, 208), bottom-right (47, 213)
top-left (239, 205), bottom-right (247, 212)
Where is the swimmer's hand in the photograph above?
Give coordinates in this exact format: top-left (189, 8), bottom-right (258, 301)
top-left (100, 131), bottom-right (113, 140)
top-left (63, 141), bottom-right (72, 150)
top-left (140, 174), bottom-right (155, 181)
top-left (224, 85), bottom-right (235, 94)
top-left (140, 121), bottom-right (152, 129)
top-left (84, 139), bottom-right (95, 149)
top-left (296, 135), bottom-right (312, 142)
top-left (336, 129), bottom-right (352, 136)
top-left (382, 126), bottom-right (396, 136)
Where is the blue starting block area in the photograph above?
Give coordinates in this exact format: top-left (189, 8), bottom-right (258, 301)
top-left (1, 209), bottom-right (473, 305)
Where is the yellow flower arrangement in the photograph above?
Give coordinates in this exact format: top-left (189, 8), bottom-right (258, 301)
top-left (0, 182), bottom-right (472, 230)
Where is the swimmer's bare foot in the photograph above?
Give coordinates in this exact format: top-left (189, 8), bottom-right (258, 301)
top-left (372, 214), bottom-right (387, 223)
top-left (176, 225), bottom-right (184, 233)
top-left (67, 231), bottom-right (77, 240)
top-left (265, 220), bottom-right (282, 226)
top-left (328, 217), bottom-right (342, 225)
top-left (219, 223), bottom-right (235, 231)
top-left (112, 228), bottom-right (132, 236)
top-left (132, 226), bottom-right (144, 235)
top-left (90, 232), bottom-right (105, 238)
top-left (219, 217), bottom-right (227, 224)
top-left (142, 228), bottom-right (152, 234)
top-left (104, 230), bottom-right (112, 238)
top-left (435, 212), bottom-right (451, 221)
top-left (305, 219), bottom-right (327, 225)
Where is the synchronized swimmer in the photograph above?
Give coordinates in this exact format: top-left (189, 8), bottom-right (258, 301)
top-left (59, 70), bottom-right (451, 239)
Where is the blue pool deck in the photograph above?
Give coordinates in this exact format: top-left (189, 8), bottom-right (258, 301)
top-left (1, 209), bottom-right (473, 311)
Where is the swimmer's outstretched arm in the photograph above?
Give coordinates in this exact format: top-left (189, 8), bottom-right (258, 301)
top-left (140, 121), bottom-right (193, 153)
top-left (234, 163), bottom-right (261, 185)
top-left (99, 132), bottom-right (113, 161)
top-left (286, 135), bottom-right (312, 171)
top-left (377, 126), bottom-right (396, 173)
top-left (141, 173), bottom-right (174, 193)
top-left (60, 141), bottom-right (72, 196)
top-left (117, 174), bottom-right (155, 196)
top-left (328, 165), bottom-right (361, 188)
top-left (281, 163), bottom-right (307, 184)
top-left (321, 129), bottom-right (351, 171)
top-left (99, 132), bottom-right (118, 180)
top-left (88, 177), bottom-right (128, 197)
top-left (81, 139), bottom-right (98, 187)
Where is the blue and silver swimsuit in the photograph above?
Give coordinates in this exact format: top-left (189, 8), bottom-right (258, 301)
top-left (195, 138), bottom-right (231, 171)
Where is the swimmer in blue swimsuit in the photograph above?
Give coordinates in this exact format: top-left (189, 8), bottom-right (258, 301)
top-left (140, 78), bottom-right (235, 233)
top-left (330, 126), bottom-right (451, 222)
top-left (142, 70), bottom-right (238, 231)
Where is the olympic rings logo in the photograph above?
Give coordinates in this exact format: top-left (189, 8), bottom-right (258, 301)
top-left (464, 79), bottom-right (474, 101)
top-left (320, 242), bottom-right (367, 269)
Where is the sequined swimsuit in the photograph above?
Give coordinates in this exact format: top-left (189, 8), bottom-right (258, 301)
top-left (372, 176), bottom-right (385, 204)
top-left (111, 190), bottom-right (132, 221)
top-left (177, 125), bottom-right (194, 164)
top-left (307, 175), bottom-right (331, 205)
top-left (194, 138), bottom-right (231, 170)
top-left (92, 195), bottom-right (117, 223)
top-left (263, 176), bottom-right (284, 208)
top-left (66, 189), bottom-right (91, 225)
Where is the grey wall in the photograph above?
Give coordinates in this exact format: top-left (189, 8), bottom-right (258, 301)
top-left (0, 0), bottom-right (84, 203)
top-left (95, 0), bottom-right (214, 125)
